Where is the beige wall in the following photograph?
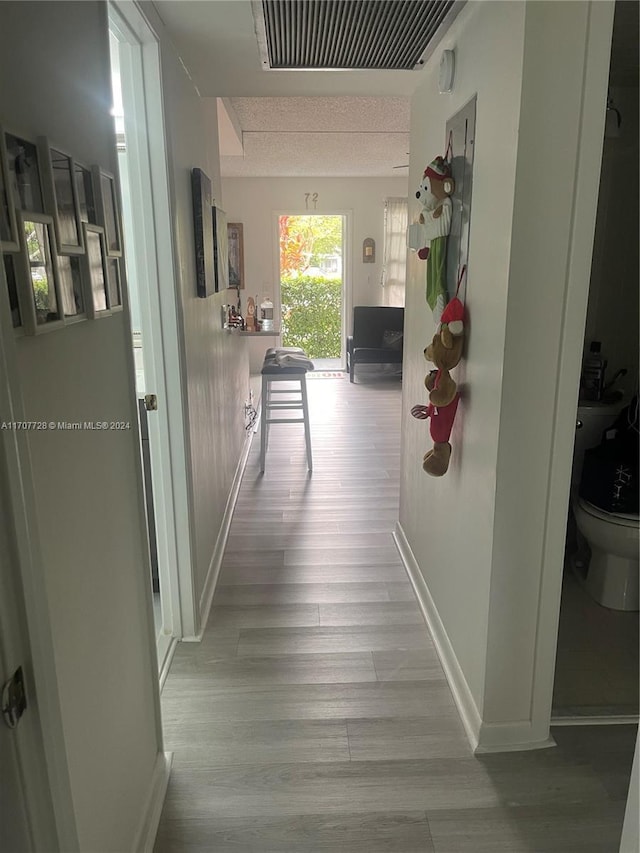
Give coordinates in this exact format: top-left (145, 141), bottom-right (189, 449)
top-left (144, 6), bottom-right (251, 625)
top-left (221, 176), bottom-right (409, 328)
top-left (400, 0), bottom-right (613, 746)
top-left (0, 3), bottom-right (159, 849)
top-left (401, 0), bottom-right (526, 714)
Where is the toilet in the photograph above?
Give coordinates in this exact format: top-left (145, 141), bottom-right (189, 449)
top-left (571, 401), bottom-right (639, 611)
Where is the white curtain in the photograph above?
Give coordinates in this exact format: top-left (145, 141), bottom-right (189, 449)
top-left (381, 197), bottom-right (408, 307)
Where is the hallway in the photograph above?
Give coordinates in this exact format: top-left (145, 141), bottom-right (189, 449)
top-left (155, 377), bottom-right (634, 852)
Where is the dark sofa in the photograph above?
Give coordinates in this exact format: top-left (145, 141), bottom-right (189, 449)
top-left (346, 306), bottom-right (404, 383)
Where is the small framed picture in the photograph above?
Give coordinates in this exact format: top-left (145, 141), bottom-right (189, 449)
top-left (106, 257), bottom-right (122, 311)
top-left (5, 133), bottom-right (44, 214)
top-left (227, 222), bottom-right (244, 289)
top-left (92, 166), bottom-right (122, 256)
top-left (75, 162), bottom-right (97, 225)
top-left (0, 128), bottom-right (19, 251)
top-left (212, 205), bottom-right (229, 292)
top-left (57, 255), bottom-right (85, 319)
top-left (38, 138), bottom-right (84, 255)
top-left (191, 167), bottom-right (214, 298)
top-left (81, 223), bottom-right (110, 317)
top-left (3, 253), bottom-right (22, 328)
top-left (16, 212), bottom-right (63, 334)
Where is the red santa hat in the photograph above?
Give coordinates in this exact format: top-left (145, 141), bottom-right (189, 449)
top-left (424, 156), bottom-right (452, 182)
top-left (440, 296), bottom-right (464, 337)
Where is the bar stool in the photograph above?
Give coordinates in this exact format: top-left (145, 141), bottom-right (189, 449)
top-left (260, 349), bottom-right (313, 473)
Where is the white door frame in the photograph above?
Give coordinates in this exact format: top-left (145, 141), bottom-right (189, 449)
top-left (273, 210), bottom-right (352, 368)
top-left (528, 2), bottom-right (617, 741)
top-left (109, 2), bottom-right (198, 653)
top-left (0, 261), bottom-right (79, 850)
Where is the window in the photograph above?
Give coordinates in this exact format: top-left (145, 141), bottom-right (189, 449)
top-left (381, 197), bottom-right (408, 306)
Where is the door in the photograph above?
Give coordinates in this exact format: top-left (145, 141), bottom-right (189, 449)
top-left (278, 213), bottom-right (346, 369)
top-left (108, 3), bottom-right (196, 655)
top-left (0, 264), bottom-right (75, 852)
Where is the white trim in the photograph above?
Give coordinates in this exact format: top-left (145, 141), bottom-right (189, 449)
top-left (551, 715), bottom-right (639, 727)
top-left (110, 1), bottom-right (196, 643)
top-left (529, 1), bottom-right (616, 743)
top-left (131, 751), bottom-right (173, 853)
top-left (393, 523), bottom-right (481, 752)
top-left (188, 427), bottom-right (255, 641)
top-left (158, 637), bottom-right (178, 691)
top-left (475, 724), bottom-right (556, 754)
top-left (156, 633), bottom-right (177, 683)
top-left (394, 523), bottom-right (559, 754)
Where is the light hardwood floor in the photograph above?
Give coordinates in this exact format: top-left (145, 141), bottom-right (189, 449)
top-left (155, 376), bottom-right (636, 853)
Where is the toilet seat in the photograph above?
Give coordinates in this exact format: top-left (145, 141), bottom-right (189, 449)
top-left (578, 497), bottom-right (640, 529)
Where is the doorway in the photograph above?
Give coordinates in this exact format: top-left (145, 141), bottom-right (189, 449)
top-left (551, 2), bottom-right (639, 722)
top-left (278, 214), bottom-right (346, 370)
top-left (108, 4), bottom-right (194, 672)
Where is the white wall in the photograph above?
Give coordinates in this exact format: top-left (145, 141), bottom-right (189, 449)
top-left (143, 6), bottom-right (251, 625)
top-left (400, 0), bottom-right (614, 748)
top-left (584, 84), bottom-right (639, 395)
top-left (221, 176), bottom-right (408, 327)
top-left (0, 3), bottom-right (160, 849)
top-left (400, 0), bottom-right (526, 718)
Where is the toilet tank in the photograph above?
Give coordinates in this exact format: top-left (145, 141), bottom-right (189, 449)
top-left (572, 401), bottom-right (625, 488)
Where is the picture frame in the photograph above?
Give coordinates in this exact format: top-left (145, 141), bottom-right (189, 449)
top-left (75, 162), bottom-right (97, 225)
top-left (3, 253), bottom-right (22, 328)
top-left (227, 222), bottom-right (244, 289)
top-left (81, 223), bottom-right (110, 317)
top-left (191, 167), bottom-right (215, 298)
top-left (0, 127), bottom-right (19, 251)
top-left (57, 255), bottom-right (86, 320)
top-left (212, 205), bottom-right (229, 293)
top-left (92, 166), bottom-right (122, 256)
top-left (4, 132), bottom-right (44, 215)
top-left (16, 212), bottom-right (64, 334)
top-left (38, 137), bottom-right (84, 255)
top-left (106, 257), bottom-right (123, 312)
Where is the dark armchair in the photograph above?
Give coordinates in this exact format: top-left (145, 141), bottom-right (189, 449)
top-left (346, 306), bottom-right (404, 383)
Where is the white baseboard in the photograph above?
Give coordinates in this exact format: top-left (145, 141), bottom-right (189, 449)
top-left (551, 714), bottom-right (639, 727)
top-left (475, 722), bottom-right (556, 753)
top-left (393, 523), bottom-right (558, 755)
top-left (158, 636), bottom-right (178, 691)
top-left (132, 751), bottom-right (172, 853)
top-left (196, 427), bottom-right (254, 639)
top-left (393, 523), bottom-right (482, 752)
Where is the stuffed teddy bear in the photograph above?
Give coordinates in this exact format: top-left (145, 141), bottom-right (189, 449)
top-left (411, 394), bottom-right (460, 477)
top-left (424, 296), bottom-right (464, 407)
top-left (411, 295), bottom-right (465, 476)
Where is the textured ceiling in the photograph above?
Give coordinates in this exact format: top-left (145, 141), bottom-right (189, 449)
top-left (219, 96), bottom-right (410, 177)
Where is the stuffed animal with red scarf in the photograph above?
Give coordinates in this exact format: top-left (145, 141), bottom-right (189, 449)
top-left (411, 296), bottom-right (465, 476)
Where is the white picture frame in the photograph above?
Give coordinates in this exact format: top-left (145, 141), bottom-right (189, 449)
top-left (92, 166), bottom-right (122, 257)
top-left (81, 223), bottom-right (110, 318)
top-left (37, 136), bottom-right (84, 255)
top-left (0, 126), bottom-right (20, 252)
top-left (16, 211), bottom-right (64, 335)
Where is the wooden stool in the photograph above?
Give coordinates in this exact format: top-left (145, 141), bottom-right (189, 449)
top-left (260, 352), bottom-right (312, 473)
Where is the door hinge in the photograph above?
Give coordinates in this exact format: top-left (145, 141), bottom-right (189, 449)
top-left (144, 394), bottom-right (158, 412)
top-left (2, 666), bottom-right (27, 729)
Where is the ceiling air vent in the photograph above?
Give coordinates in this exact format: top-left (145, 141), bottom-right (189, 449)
top-left (253, 0), bottom-right (463, 71)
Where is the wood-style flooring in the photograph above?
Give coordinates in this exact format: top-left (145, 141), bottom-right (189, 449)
top-left (155, 376), bottom-right (636, 853)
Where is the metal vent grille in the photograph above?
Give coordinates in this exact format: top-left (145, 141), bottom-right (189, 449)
top-left (258, 0), bottom-right (458, 71)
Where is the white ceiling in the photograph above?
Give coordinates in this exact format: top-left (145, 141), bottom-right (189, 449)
top-left (152, 1), bottom-right (417, 178)
top-left (220, 96), bottom-right (410, 177)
